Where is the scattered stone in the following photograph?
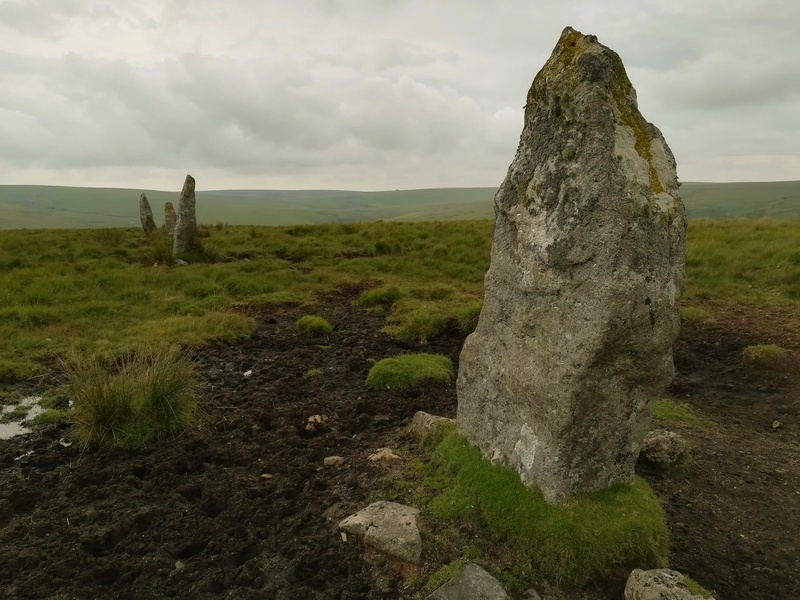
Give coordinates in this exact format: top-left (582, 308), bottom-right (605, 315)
top-left (772, 420), bottom-right (783, 430)
top-left (324, 456), bottom-right (345, 466)
top-left (305, 414), bottom-right (328, 433)
top-left (409, 411), bottom-right (455, 436)
top-left (173, 259), bottom-right (188, 267)
top-left (164, 202), bottom-right (177, 234)
top-left (368, 448), bottom-right (401, 462)
top-left (173, 174), bottom-right (198, 254)
top-left (426, 563), bottom-right (510, 600)
top-left (457, 27), bottom-right (686, 503)
top-left (260, 473), bottom-right (273, 480)
top-left (523, 589), bottom-right (542, 600)
top-left (639, 429), bottom-right (689, 469)
top-left (139, 193), bottom-right (157, 236)
top-left (338, 501), bottom-right (422, 564)
top-left (625, 568), bottom-right (715, 599)
top-left (243, 370), bottom-right (253, 378)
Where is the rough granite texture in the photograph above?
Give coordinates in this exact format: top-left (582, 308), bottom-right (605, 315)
top-left (457, 27), bottom-right (686, 503)
top-left (427, 563), bottom-right (510, 600)
top-left (625, 569), bottom-right (714, 599)
top-left (164, 202), bottom-right (177, 235)
top-left (173, 175), bottom-right (197, 254)
top-left (139, 193), bottom-right (157, 236)
top-left (338, 501), bottom-right (422, 564)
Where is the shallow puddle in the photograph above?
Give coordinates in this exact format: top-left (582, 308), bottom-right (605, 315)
top-left (0, 396), bottom-right (43, 440)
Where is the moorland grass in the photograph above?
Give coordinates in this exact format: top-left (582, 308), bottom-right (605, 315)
top-left (296, 315), bottom-right (333, 335)
top-left (680, 306), bottom-right (715, 323)
top-left (0, 219), bottom-right (798, 379)
top-left (366, 353), bottom-right (453, 390)
top-left (423, 427), bottom-right (669, 588)
top-left (741, 344), bottom-right (789, 369)
top-left (64, 347), bottom-right (198, 448)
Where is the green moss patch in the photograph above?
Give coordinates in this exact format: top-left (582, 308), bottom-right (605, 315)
top-left (366, 353), bottom-right (453, 390)
top-left (295, 315), bottom-right (333, 336)
top-left (654, 399), bottom-right (712, 427)
top-left (30, 409), bottom-right (70, 426)
top-left (425, 429), bottom-right (669, 588)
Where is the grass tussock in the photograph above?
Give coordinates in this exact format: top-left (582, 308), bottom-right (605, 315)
top-left (366, 353), bottom-right (453, 390)
top-left (680, 306), bottom-right (715, 323)
top-left (64, 347), bottom-right (198, 448)
top-left (296, 315), bottom-right (333, 336)
top-left (354, 286), bottom-right (404, 310)
top-left (424, 427), bottom-right (669, 588)
top-left (742, 344), bottom-right (790, 369)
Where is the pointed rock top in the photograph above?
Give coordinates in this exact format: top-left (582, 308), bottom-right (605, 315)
top-left (181, 174), bottom-right (195, 195)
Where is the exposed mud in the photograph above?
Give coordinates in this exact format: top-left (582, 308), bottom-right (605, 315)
top-left (0, 293), bottom-right (797, 599)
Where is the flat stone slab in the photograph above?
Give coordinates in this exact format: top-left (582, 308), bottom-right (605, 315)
top-left (625, 569), bottom-right (715, 600)
top-left (426, 563), bottom-right (509, 600)
top-left (338, 501), bottom-right (421, 564)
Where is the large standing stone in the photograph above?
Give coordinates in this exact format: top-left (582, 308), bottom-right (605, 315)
top-left (139, 193), bottom-right (157, 236)
top-left (173, 174), bottom-right (197, 254)
top-left (164, 202), bottom-right (177, 235)
top-left (457, 28), bottom-right (686, 503)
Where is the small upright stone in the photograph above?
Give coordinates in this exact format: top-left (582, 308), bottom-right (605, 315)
top-left (173, 174), bottom-right (197, 254)
top-left (164, 202), bottom-right (177, 234)
top-left (457, 28), bottom-right (686, 503)
top-left (139, 193), bottom-right (157, 236)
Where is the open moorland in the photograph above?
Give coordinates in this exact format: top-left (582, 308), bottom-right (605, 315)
top-left (2, 180), bottom-right (800, 229)
top-left (0, 219), bottom-right (798, 599)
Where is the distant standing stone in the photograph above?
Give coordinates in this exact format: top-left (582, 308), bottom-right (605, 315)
top-left (139, 193), bottom-right (157, 236)
top-left (173, 174), bottom-right (197, 254)
top-left (457, 27), bottom-right (686, 503)
top-left (164, 202), bottom-right (177, 234)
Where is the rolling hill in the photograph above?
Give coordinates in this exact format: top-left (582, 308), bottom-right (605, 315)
top-left (0, 181), bottom-right (798, 229)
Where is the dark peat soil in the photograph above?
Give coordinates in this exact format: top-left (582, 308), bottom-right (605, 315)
top-left (0, 293), bottom-right (797, 599)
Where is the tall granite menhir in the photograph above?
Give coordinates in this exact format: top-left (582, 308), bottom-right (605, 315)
top-left (173, 175), bottom-right (197, 254)
top-left (457, 28), bottom-right (686, 503)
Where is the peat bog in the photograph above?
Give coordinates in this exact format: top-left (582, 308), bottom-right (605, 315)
top-left (0, 290), bottom-right (797, 599)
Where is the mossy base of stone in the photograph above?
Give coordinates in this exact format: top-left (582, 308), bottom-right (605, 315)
top-left (423, 425), bottom-right (669, 588)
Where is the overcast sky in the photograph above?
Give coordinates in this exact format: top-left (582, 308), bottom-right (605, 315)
top-left (0, 0), bottom-right (797, 191)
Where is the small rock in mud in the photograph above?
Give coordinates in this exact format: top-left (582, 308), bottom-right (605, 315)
top-left (305, 414), bottom-right (328, 433)
top-left (324, 456), bottom-right (345, 466)
top-left (368, 448), bottom-right (401, 462)
top-left (260, 473), bottom-right (273, 480)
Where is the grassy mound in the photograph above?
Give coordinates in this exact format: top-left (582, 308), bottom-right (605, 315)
top-left (295, 315), bottom-right (333, 336)
top-left (424, 427), bottom-right (669, 587)
top-left (354, 286), bottom-right (404, 309)
top-left (65, 347), bottom-right (198, 448)
top-left (366, 353), bottom-right (453, 390)
top-left (742, 344), bottom-right (789, 369)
